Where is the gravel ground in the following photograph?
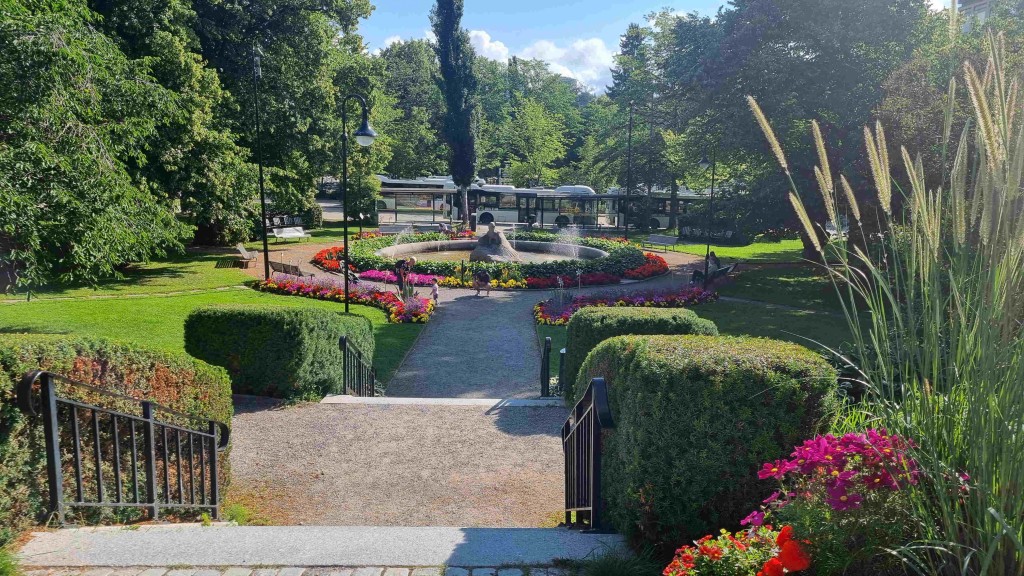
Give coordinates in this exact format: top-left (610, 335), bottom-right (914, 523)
top-left (230, 396), bottom-right (567, 527)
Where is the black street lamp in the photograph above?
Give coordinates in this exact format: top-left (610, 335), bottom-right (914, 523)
top-left (699, 148), bottom-right (717, 289)
top-left (624, 100), bottom-right (634, 240)
top-left (252, 43), bottom-right (270, 280)
top-left (340, 94), bottom-right (377, 313)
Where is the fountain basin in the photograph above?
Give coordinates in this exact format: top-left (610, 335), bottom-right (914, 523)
top-left (376, 240), bottom-right (608, 263)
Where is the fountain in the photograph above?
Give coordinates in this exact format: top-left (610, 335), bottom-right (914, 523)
top-left (469, 222), bottom-right (523, 263)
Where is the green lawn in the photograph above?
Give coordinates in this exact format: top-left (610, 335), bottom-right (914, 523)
top-left (716, 265), bottom-right (843, 310)
top-left (0, 290), bottom-right (421, 383)
top-left (6, 252), bottom-right (251, 301)
top-left (645, 237), bottom-right (806, 263)
top-left (244, 222), bottom-right (365, 249)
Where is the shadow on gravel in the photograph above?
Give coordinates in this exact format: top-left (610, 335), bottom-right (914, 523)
top-left (486, 401), bottom-right (566, 438)
top-left (232, 394), bottom-right (288, 415)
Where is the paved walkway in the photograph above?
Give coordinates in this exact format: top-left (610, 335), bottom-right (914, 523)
top-left (23, 567), bottom-right (568, 576)
top-left (230, 396), bottom-right (565, 527)
top-left (18, 525), bottom-right (624, 570)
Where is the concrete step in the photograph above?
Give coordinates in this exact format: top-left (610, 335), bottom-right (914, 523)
top-left (18, 525), bottom-right (626, 568)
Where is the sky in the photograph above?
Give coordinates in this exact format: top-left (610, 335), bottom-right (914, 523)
top-left (360, 0), bottom-right (949, 93)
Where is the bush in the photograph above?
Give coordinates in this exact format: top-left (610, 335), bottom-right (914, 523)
top-left (577, 335), bottom-right (837, 551)
top-left (563, 307), bottom-right (719, 399)
top-left (184, 305), bottom-right (373, 399)
top-left (0, 334), bottom-right (233, 547)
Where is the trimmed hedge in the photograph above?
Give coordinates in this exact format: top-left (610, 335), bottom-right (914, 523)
top-left (184, 305), bottom-right (373, 400)
top-left (0, 334), bottom-right (233, 547)
top-left (577, 335), bottom-right (837, 551)
top-left (562, 307), bottom-right (718, 399)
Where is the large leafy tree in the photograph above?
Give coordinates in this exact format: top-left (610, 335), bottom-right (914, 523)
top-left (431, 0), bottom-right (477, 225)
top-left (506, 99), bottom-right (567, 187)
top-left (377, 39), bottom-right (446, 178)
top-left (0, 0), bottom-right (187, 290)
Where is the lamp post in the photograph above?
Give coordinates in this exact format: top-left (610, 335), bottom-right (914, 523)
top-left (624, 100), bottom-right (634, 240)
top-left (699, 148), bottom-right (717, 289)
top-left (252, 43), bottom-right (270, 280)
top-left (340, 94), bottom-right (377, 313)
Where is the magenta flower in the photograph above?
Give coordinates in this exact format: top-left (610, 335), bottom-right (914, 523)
top-left (740, 509), bottom-right (765, 527)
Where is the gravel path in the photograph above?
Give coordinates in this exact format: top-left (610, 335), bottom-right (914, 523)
top-left (230, 396), bottom-right (566, 527)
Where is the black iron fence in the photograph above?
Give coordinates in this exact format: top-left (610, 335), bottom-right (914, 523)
top-left (562, 376), bottom-right (615, 531)
top-left (340, 336), bottom-right (384, 396)
top-left (558, 347), bottom-right (567, 395)
top-left (541, 336), bottom-right (552, 396)
top-left (16, 370), bottom-right (230, 524)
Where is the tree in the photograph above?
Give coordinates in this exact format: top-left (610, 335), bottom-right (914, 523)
top-left (0, 0), bottom-right (187, 289)
top-left (377, 39), bottom-right (446, 177)
top-left (431, 0), bottom-right (477, 226)
top-left (506, 99), bottom-right (567, 187)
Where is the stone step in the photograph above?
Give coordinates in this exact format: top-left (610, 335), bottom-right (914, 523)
top-left (18, 525), bottom-right (625, 569)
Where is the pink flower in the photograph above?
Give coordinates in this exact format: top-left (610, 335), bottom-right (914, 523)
top-left (740, 509), bottom-right (765, 527)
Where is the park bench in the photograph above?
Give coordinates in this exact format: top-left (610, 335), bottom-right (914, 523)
top-left (379, 224), bottom-right (414, 235)
top-left (411, 222), bottom-right (452, 234)
top-left (271, 227), bottom-right (311, 241)
top-left (269, 261), bottom-right (314, 278)
top-left (691, 262), bottom-right (737, 285)
top-left (642, 234), bottom-right (680, 252)
top-left (235, 244), bottom-right (257, 268)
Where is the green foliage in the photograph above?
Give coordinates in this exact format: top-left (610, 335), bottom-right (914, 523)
top-left (378, 39), bottom-right (447, 178)
top-left (0, 547), bottom-right (19, 576)
top-left (563, 307), bottom-right (718, 400)
top-left (505, 98), bottom-right (568, 187)
top-left (184, 305), bottom-right (373, 400)
top-left (0, 334), bottom-right (232, 546)
top-left (578, 335), bottom-right (837, 550)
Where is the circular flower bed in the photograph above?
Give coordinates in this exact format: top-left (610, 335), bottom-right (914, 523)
top-left (312, 231), bottom-right (668, 290)
top-left (256, 273), bottom-right (435, 323)
top-left (533, 286), bottom-right (718, 325)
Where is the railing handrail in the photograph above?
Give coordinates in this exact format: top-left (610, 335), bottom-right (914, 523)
top-left (562, 376), bottom-right (615, 532)
top-left (541, 336), bottom-right (552, 396)
top-left (18, 370), bottom-right (230, 449)
top-left (339, 335), bottom-right (384, 396)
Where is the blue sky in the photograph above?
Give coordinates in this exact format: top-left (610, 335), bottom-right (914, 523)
top-left (360, 0), bottom-right (946, 92)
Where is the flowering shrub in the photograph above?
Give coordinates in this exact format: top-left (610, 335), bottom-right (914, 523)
top-left (624, 253), bottom-right (669, 279)
top-left (664, 526), bottom-right (811, 576)
top-left (740, 430), bottom-right (919, 574)
top-left (355, 231), bottom-right (383, 240)
top-left (256, 274), bottom-right (435, 323)
top-left (534, 286), bottom-right (718, 325)
top-left (446, 229), bottom-right (476, 239)
top-left (357, 269), bottom-right (443, 286)
top-left (525, 272), bottom-right (621, 289)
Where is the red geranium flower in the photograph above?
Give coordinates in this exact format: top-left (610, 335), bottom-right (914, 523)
top-left (779, 540), bottom-right (812, 571)
top-left (757, 558), bottom-right (784, 576)
top-left (776, 525), bottom-right (794, 547)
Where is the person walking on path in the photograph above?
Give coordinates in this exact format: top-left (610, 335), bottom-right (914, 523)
top-left (473, 269), bottom-right (491, 297)
top-left (430, 278), bottom-right (439, 305)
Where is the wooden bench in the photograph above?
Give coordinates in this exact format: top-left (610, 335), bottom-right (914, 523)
top-left (271, 227), bottom-right (311, 241)
top-left (691, 263), bottom-right (737, 285)
top-left (269, 261), bottom-right (313, 278)
top-left (642, 234), bottom-right (680, 252)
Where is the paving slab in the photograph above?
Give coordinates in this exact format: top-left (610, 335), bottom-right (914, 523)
top-left (18, 526), bottom-right (625, 568)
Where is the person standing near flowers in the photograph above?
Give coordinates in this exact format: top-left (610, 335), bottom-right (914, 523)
top-left (430, 278), bottom-right (439, 305)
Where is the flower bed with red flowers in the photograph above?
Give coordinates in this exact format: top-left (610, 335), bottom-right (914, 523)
top-left (664, 429), bottom-right (920, 576)
top-left (256, 273), bottom-right (435, 323)
top-left (533, 286), bottom-right (718, 325)
top-left (524, 272), bottom-right (621, 289)
top-left (624, 252), bottom-right (669, 279)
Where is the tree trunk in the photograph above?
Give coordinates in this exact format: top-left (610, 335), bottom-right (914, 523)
top-left (460, 184), bottom-right (470, 227)
top-left (669, 180), bottom-right (679, 231)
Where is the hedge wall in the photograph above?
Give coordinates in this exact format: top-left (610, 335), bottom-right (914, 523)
top-left (562, 307), bottom-right (719, 399)
top-left (184, 305), bottom-right (374, 400)
top-left (0, 334), bottom-right (233, 547)
top-left (578, 335), bottom-right (837, 551)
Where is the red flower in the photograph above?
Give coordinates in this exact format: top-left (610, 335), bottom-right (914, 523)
top-left (697, 543), bottom-right (723, 561)
top-left (757, 558), bottom-right (784, 576)
top-left (779, 540), bottom-right (812, 571)
top-left (776, 525), bottom-right (794, 547)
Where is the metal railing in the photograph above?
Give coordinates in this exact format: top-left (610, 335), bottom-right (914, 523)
top-left (562, 376), bottom-right (615, 531)
top-left (16, 370), bottom-right (230, 524)
top-left (340, 336), bottom-right (384, 396)
top-left (558, 347), bottom-right (567, 395)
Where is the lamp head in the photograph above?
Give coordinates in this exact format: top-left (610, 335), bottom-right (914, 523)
top-left (354, 116), bottom-right (377, 147)
top-left (698, 153), bottom-right (711, 171)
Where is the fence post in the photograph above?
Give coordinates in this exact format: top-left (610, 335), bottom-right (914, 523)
top-left (355, 348), bottom-right (363, 396)
top-left (541, 337), bottom-right (552, 396)
top-left (558, 348), bottom-right (566, 396)
top-left (208, 420), bottom-right (219, 519)
top-left (40, 373), bottom-right (65, 524)
top-left (339, 336), bottom-right (348, 395)
top-left (141, 401), bottom-right (159, 521)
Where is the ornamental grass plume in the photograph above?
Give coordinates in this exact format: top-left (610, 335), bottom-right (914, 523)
top-left (750, 30), bottom-right (1024, 575)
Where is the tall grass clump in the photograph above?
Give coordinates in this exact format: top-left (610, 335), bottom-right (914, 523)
top-left (750, 31), bottom-right (1023, 576)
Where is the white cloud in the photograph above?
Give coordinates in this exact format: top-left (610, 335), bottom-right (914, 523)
top-left (929, 0), bottom-right (951, 10)
top-left (469, 30), bottom-right (510, 61)
top-left (383, 35), bottom-right (402, 47)
top-left (521, 37), bottom-right (615, 91)
top-left (424, 29), bottom-right (437, 43)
